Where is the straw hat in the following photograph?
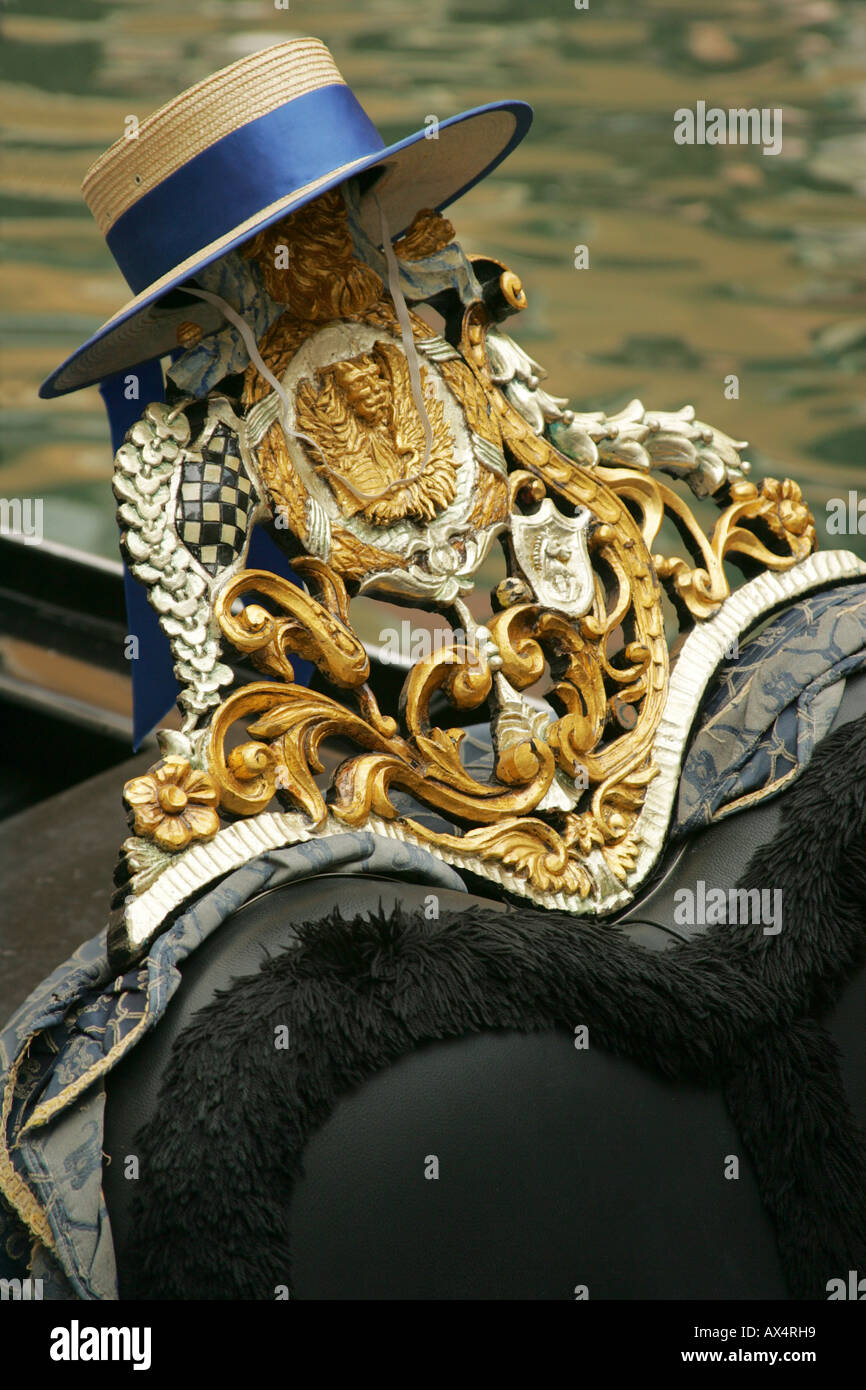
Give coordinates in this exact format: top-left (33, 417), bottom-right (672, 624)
top-left (40, 37), bottom-right (532, 398)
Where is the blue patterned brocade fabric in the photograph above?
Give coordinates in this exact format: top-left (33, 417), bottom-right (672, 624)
top-left (674, 579), bottom-right (866, 835)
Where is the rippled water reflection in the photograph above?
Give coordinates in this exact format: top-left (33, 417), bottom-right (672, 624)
top-left (1, 0), bottom-right (864, 562)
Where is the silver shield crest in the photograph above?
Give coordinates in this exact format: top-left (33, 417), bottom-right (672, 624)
top-left (510, 497), bottom-right (594, 617)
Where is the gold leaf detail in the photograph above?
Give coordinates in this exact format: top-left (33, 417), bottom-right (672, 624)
top-left (295, 340), bottom-right (457, 527)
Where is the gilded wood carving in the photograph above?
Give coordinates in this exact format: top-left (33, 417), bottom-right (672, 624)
top-left (113, 188), bottom-right (819, 927)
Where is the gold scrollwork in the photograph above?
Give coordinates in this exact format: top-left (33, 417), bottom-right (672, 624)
top-left (206, 557), bottom-right (560, 840)
top-left (597, 468), bottom-right (817, 621)
top-left (121, 186), bottom-right (825, 916)
top-left (206, 660), bottom-right (558, 835)
top-left (202, 290), bottom-right (676, 898)
top-left (214, 561), bottom-right (369, 688)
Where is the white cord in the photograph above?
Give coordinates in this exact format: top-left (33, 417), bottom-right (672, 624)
top-left (184, 220), bottom-right (436, 510)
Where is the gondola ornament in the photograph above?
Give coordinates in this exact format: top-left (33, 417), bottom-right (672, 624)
top-left (34, 38), bottom-right (862, 958)
top-left (109, 233), bottom-right (848, 954)
top-left (5, 35), bottom-right (866, 1309)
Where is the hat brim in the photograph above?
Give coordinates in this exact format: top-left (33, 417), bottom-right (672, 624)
top-left (39, 100), bottom-right (531, 399)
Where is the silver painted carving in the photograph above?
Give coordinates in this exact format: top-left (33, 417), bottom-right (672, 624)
top-left (417, 333), bottom-right (461, 362)
top-left (113, 397), bottom-right (268, 727)
top-left (487, 324), bottom-right (753, 497)
top-left (511, 496), bottom-right (594, 617)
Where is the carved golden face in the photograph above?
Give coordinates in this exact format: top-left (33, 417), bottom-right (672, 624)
top-left (329, 353), bottom-right (390, 426)
top-left (295, 337), bottom-right (458, 527)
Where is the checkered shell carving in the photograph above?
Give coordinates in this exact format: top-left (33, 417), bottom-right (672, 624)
top-left (176, 423), bottom-right (257, 575)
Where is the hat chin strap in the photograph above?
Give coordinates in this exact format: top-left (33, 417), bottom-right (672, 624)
top-left (182, 283), bottom-right (346, 491)
top-left (184, 198), bottom-right (440, 508)
top-left (375, 193), bottom-right (434, 476)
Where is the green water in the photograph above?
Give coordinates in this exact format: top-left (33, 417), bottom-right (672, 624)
top-left (1, 0), bottom-right (864, 564)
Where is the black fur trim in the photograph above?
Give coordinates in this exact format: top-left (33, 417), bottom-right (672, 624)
top-left (126, 714), bottom-right (866, 1299)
